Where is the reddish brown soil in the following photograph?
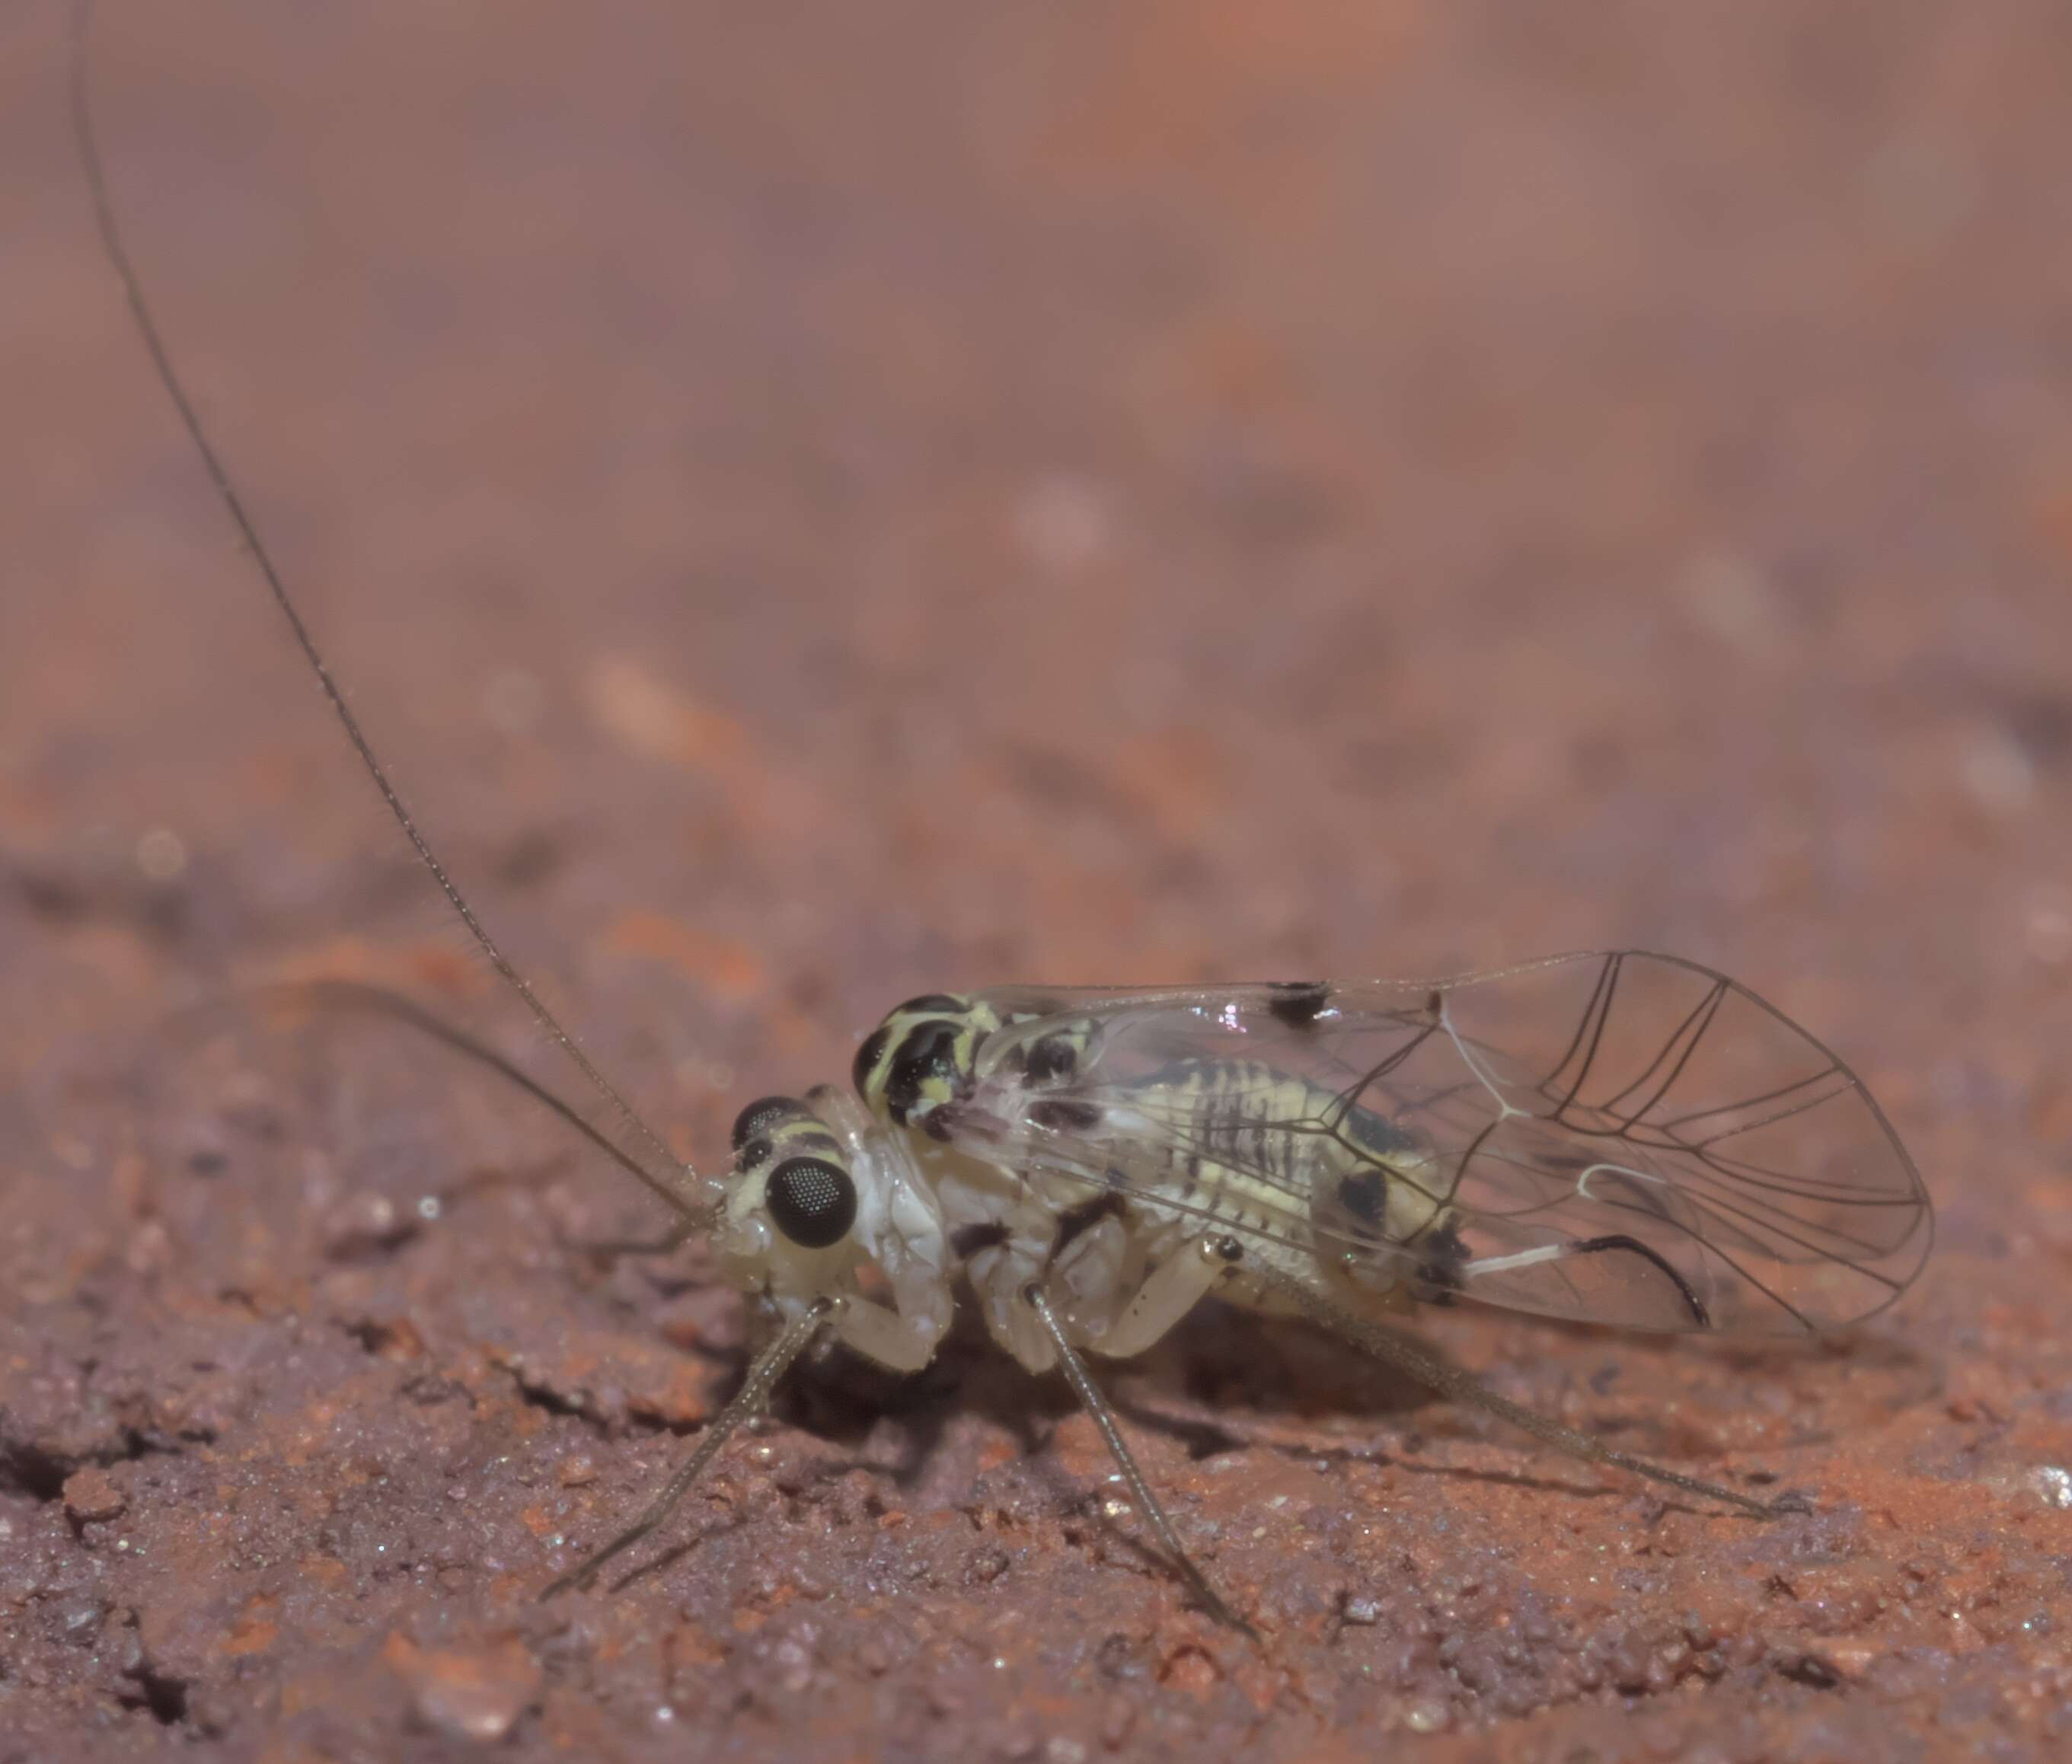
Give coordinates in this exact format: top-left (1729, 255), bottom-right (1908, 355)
top-left (8, 2), bottom-right (2072, 1758)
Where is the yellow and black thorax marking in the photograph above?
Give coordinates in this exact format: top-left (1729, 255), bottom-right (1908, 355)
top-left (852, 994), bottom-right (1007, 1137)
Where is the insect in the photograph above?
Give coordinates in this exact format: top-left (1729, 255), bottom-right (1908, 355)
top-left (70, 5), bottom-right (1932, 1635)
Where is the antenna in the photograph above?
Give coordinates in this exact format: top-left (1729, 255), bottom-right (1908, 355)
top-left (69, 0), bottom-right (714, 1228)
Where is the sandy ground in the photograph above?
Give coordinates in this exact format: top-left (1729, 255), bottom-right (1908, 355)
top-left (7, 1), bottom-right (2072, 1758)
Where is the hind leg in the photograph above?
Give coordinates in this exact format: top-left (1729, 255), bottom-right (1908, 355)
top-left (1022, 1283), bottom-right (1254, 1635)
top-left (1081, 1235), bottom-right (1234, 1360)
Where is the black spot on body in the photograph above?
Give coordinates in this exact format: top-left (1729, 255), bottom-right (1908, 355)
top-left (765, 1156), bottom-right (857, 1248)
top-left (1336, 1166), bottom-right (1390, 1230)
top-left (1267, 981), bottom-right (1331, 1029)
top-left (1049, 1192), bottom-right (1126, 1262)
top-left (895, 994), bottom-right (965, 1016)
top-left (1028, 1098), bottom-right (1103, 1132)
top-left (1023, 1033), bottom-right (1078, 1083)
top-left (1342, 1100), bottom-right (1422, 1157)
top-left (1413, 1217), bottom-right (1469, 1304)
top-left (950, 1220), bottom-right (1010, 1259)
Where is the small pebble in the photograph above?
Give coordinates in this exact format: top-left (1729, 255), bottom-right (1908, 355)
top-left (321, 1192), bottom-right (416, 1258)
top-left (63, 1466), bottom-right (125, 1525)
top-left (1404, 1700), bottom-right (1450, 1734)
top-left (390, 1635), bottom-right (541, 1743)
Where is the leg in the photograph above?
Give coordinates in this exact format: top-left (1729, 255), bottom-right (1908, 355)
top-left (1245, 1258), bottom-right (1784, 1518)
top-left (1023, 1284), bottom-right (1256, 1637)
top-left (541, 1297), bottom-right (836, 1597)
top-left (1086, 1236), bottom-right (1229, 1360)
top-left (833, 1292), bottom-right (941, 1373)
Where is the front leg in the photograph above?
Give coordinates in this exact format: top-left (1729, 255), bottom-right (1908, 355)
top-left (832, 1291), bottom-right (941, 1373)
top-left (543, 1297), bottom-right (835, 1596)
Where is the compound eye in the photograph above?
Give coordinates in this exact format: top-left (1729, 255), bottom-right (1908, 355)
top-left (765, 1156), bottom-right (857, 1249)
top-left (732, 1095), bottom-right (803, 1153)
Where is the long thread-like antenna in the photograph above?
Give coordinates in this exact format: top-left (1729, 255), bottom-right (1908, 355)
top-left (70, 0), bottom-right (713, 1227)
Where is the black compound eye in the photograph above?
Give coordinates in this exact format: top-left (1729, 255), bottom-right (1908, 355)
top-left (732, 1095), bottom-right (803, 1153)
top-left (765, 1156), bottom-right (857, 1249)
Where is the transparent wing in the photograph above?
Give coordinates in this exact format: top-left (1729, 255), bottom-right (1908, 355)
top-left (961, 951), bottom-right (1931, 1337)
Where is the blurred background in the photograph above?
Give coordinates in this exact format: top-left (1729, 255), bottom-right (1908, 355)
top-left (5, 0), bottom-right (2072, 1750)
top-left (10, 2), bottom-right (2070, 1114)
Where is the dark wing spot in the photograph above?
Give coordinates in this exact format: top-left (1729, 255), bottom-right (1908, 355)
top-left (1028, 1098), bottom-right (1103, 1133)
top-left (1024, 1033), bottom-right (1079, 1083)
top-left (1267, 981), bottom-right (1331, 1029)
top-left (851, 1024), bottom-right (893, 1098)
top-left (732, 1095), bottom-right (803, 1152)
